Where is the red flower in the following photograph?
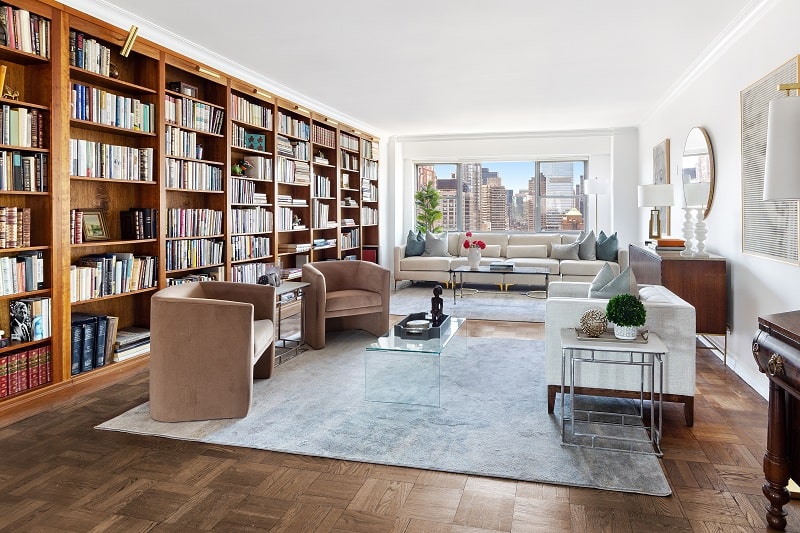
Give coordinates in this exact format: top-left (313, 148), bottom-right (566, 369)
top-left (465, 231), bottom-right (473, 238)
top-left (463, 240), bottom-right (471, 249)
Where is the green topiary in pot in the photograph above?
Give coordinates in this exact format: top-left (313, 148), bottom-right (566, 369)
top-left (605, 293), bottom-right (646, 339)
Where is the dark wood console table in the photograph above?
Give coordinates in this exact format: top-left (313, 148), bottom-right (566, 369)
top-left (753, 311), bottom-right (800, 530)
top-left (629, 244), bottom-right (728, 361)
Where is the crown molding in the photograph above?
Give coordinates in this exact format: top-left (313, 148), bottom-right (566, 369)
top-left (61, 0), bottom-right (385, 138)
top-left (646, 0), bottom-right (779, 120)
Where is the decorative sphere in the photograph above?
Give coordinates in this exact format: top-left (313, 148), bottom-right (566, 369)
top-left (580, 308), bottom-right (607, 337)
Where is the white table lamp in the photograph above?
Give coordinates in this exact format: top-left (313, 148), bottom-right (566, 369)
top-left (638, 183), bottom-right (675, 239)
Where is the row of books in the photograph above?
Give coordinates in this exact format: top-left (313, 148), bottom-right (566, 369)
top-left (166, 208), bottom-right (223, 238)
top-left (9, 296), bottom-right (51, 342)
top-left (277, 207), bottom-right (302, 231)
top-left (312, 201), bottom-right (335, 229)
top-left (164, 157), bottom-right (223, 191)
top-left (0, 345), bottom-right (52, 399)
top-left (164, 95), bottom-right (225, 135)
top-left (230, 94), bottom-right (273, 130)
top-left (0, 106), bottom-right (45, 148)
top-left (70, 83), bottom-right (156, 133)
top-left (165, 124), bottom-right (203, 159)
top-left (70, 254), bottom-right (158, 302)
top-left (229, 261), bottom-right (273, 284)
top-left (70, 313), bottom-right (150, 375)
top-left (362, 178), bottom-right (378, 202)
top-left (276, 135), bottom-right (309, 161)
top-left (240, 155), bottom-right (272, 181)
top-left (167, 266), bottom-right (223, 286)
top-left (310, 123), bottom-right (335, 149)
top-left (340, 150), bottom-right (359, 171)
top-left (0, 5), bottom-right (50, 58)
top-left (278, 242), bottom-right (310, 253)
top-left (0, 151), bottom-right (48, 192)
top-left (231, 206), bottom-right (273, 234)
top-left (339, 132), bottom-right (359, 151)
top-left (341, 228), bottom-right (360, 249)
top-left (231, 235), bottom-right (270, 261)
top-left (0, 251), bottom-right (43, 296)
top-left (361, 159), bottom-right (378, 180)
top-left (312, 174), bottom-right (332, 197)
top-left (69, 139), bottom-right (154, 181)
top-left (277, 112), bottom-right (310, 140)
top-left (165, 238), bottom-right (224, 271)
top-left (361, 206), bottom-right (378, 225)
top-left (0, 206), bottom-right (30, 248)
top-left (231, 177), bottom-right (269, 204)
top-left (313, 238), bottom-right (337, 249)
top-left (69, 30), bottom-right (111, 77)
top-left (120, 208), bottom-right (158, 240)
top-left (361, 139), bottom-right (379, 160)
top-left (276, 157), bottom-right (310, 184)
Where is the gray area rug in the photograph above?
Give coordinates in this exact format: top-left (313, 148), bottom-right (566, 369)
top-left (391, 282), bottom-right (546, 322)
top-left (97, 331), bottom-right (670, 496)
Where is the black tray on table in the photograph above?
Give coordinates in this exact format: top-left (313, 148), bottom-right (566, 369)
top-left (394, 313), bottom-right (452, 340)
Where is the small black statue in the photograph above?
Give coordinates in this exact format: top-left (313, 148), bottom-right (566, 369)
top-left (430, 284), bottom-right (444, 327)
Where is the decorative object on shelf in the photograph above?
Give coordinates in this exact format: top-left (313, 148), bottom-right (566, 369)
top-left (415, 182), bottom-right (442, 234)
top-left (605, 293), bottom-right (646, 340)
top-left (579, 308), bottom-right (607, 338)
top-left (231, 159), bottom-right (253, 177)
top-left (463, 231), bottom-right (485, 269)
top-left (430, 284), bottom-right (444, 327)
top-left (637, 183), bottom-right (675, 239)
top-left (108, 63), bottom-right (120, 79)
top-left (80, 209), bottom-right (109, 241)
top-left (119, 25), bottom-right (139, 57)
top-left (584, 177), bottom-right (608, 232)
top-left (3, 84), bottom-right (18, 100)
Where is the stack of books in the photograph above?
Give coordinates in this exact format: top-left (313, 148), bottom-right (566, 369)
top-left (650, 237), bottom-right (686, 252)
top-left (489, 261), bottom-right (514, 272)
top-left (113, 326), bottom-right (150, 362)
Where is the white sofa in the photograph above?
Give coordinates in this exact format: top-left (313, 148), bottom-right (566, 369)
top-left (393, 232), bottom-right (628, 288)
top-left (544, 282), bottom-right (696, 426)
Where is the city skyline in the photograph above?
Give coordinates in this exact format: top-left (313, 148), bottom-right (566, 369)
top-left (429, 161), bottom-right (585, 192)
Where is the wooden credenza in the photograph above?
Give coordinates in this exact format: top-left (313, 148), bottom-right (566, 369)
top-left (752, 311), bottom-right (800, 530)
top-left (629, 244), bottom-right (727, 336)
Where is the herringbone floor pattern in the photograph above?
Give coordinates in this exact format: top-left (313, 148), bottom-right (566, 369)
top-left (0, 319), bottom-right (797, 532)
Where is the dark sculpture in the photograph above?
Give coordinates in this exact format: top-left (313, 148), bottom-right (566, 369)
top-left (430, 284), bottom-right (444, 327)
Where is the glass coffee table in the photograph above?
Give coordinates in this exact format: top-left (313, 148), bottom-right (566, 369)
top-left (365, 316), bottom-right (465, 407)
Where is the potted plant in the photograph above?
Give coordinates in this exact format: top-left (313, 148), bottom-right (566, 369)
top-left (415, 182), bottom-right (443, 234)
top-left (605, 293), bottom-right (646, 340)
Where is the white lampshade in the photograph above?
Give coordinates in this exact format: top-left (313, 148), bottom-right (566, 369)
top-left (584, 177), bottom-right (608, 195)
top-left (638, 183), bottom-right (675, 207)
top-left (764, 96), bottom-right (800, 200)
top-left (684, 182), bottom-right (710, 207)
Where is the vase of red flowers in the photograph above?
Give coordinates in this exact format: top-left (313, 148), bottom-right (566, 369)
top-left (463, 231), bottom-right (486, 269)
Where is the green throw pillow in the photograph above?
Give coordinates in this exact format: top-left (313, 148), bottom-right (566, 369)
top-left (405, 230), bottom-right (425, 257)
top-left (596, 231), bottom-right (618, 262)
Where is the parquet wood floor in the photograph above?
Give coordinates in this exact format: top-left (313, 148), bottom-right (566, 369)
top-left (0, 318), bottom-right (798, 532)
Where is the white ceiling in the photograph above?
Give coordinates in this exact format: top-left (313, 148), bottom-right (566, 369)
top-left (97, 0), bottom-right (753, 136)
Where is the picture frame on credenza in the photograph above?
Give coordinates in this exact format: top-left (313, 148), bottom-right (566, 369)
top-left (653, 138), bottom-right (670, 233)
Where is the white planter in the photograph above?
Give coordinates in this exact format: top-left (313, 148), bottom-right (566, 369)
top-left (467, 247), bottom-right (481, 269)
top-left (613, 324), bottom-right (638, 340)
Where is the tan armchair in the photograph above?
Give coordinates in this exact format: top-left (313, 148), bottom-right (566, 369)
top-left (302, 260), bottom-right (390, 349)
top-left (149, 281), bottom-right (276, 422)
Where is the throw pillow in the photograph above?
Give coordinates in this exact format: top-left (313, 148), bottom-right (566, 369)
top-left (506, 244), bottom-right (548, 258)
top-left (597, 230), bottom-right (608, 243)
top-left (589, 265), bottom-right (639, 299)
top-left (405, 230), bottom-right (425, 257)
top-left (577, 230), bottom-right (596, 260)
top-left (550, 241), bottom-right (580, 260)
top-left (424, 231), bottom-right (449, 257)
top-left (589, 262), bottom-right (615, 293)
top-left (596, 231), bottom-right (619, 262)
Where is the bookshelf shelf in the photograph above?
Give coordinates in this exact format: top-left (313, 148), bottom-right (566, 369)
top-left (0, 288), bottom-right (50, 301)
top-left (71, 286), bottom-right (158, 305)
top-left (166, 263), bottom-right (225, 275)
top-left (70, 238), bottom-right (158, 248)
top-left (231, 256), bottom-right (271, 265)
top-left (231, 146), bottom-right (273, 157)
top-left (0, 337), bottom-right (51, 356)
top-left (165, 155), bottom-right (224, 166)
top-left (0, 245), bottom-right (48, 253)
top-left (68, 66), bottom-right (157, 95)
top-left (69, 119), bottom-right (158, 137)
top-left (0, 144), bottom-right (49, 153)
top-left (70, 176), bottom-right (157, 185)
top-left (0, 45), bottom-right (49, 65)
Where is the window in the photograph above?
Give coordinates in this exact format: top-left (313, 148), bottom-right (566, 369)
top-left (415, 160), bottom-right (587, 233)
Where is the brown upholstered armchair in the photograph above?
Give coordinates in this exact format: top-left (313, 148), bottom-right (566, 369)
top-left (302, 260), bottom-right (390, 349)
top-left (149, 281), bottom-right (276, 422)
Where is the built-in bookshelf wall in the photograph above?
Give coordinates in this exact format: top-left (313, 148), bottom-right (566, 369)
top-left (0, 0), bottom-right (379, 424)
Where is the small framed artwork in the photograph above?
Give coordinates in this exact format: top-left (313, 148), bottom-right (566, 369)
top-left (81, 209), bottom-right (110, 241)
top-left (652, 139), bottom-right (670, 232)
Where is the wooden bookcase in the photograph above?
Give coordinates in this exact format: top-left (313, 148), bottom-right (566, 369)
top-left (0, 0), bottom-right (379, 425)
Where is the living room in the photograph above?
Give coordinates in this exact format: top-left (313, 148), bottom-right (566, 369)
top-left (2, 0), bottom-right (800, 530)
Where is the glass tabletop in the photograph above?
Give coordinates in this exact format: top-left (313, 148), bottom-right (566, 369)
top-left (366, 317), bottom-right (466, 354)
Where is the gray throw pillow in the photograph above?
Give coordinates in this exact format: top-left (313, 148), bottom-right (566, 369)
top-left (405, 230), bottom-right (425, 257)
top-left (551, 241), bottom-right (580, 260)
top-left (578, 230), bottom-right (596, 260)
top-left (424, 231), bottom-right (449, 257)
top-left (589, 265), bottom-right (639, 299)
top-left (596, 231), bottom-right (618, 262)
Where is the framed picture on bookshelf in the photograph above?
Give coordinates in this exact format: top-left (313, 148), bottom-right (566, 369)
top-left (81, 210), bottom-right (109, 241)
top-left (168, 81), bottom-right (198, 98)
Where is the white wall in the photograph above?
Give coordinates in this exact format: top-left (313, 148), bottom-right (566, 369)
top-left (386, 129), bottom-right (640, 252)
top-left (638, 0), bottom-right (800, 397)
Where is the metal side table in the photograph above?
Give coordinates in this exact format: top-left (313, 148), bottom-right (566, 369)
top-left (274, 281), bottom-right (309, 362)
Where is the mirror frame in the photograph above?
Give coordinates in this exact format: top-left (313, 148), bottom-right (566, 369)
top-left (681, 126), bottom-right (715, 219)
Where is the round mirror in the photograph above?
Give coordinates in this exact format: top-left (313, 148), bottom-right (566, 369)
top-left (681, 127), bottom-right (715, 218)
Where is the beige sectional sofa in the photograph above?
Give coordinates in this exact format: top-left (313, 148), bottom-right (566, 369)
top-left (393, 232), bottom-right (628, 288)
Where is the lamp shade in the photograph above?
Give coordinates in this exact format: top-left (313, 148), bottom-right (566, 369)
top-left (584, 177), bottom-right (608, 195)
top-left (764, 96), bottom-right (800, 200)
top-left (684, 182), bottom-right (710, 207)
top-left (638, 183), bottom-right (675, 207)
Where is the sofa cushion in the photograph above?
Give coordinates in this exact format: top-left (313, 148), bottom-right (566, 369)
top-left (577, 230), bottom-right (597, 260)
top-left (507, 257), bottom-right (560, 273)
top-left (508, 234), bottom-right (561, 255)
top-left (326, 289), bottom-right (382, 312)
top-left (506, 244), bottom-right (548, 258)
top-left (405, 230), bottom-right (425, 257)
top-left (551, 241), bottom-right (580, 260)
top-left (560, 259), bottom-right (617, 277)
top-left (424, 231), bottom-right (450, 256)
top-left (596, 231), bottom-right (619, 261)
top-left (399, 256), bottom-right (453, 271)
top-left (588, 265), bottom-right (638, 299)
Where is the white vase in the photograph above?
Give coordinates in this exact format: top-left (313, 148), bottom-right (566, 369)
top-left (613, 324), bottom-right (638, 340)
top-left (467, 247), bottom-right (481, 269)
